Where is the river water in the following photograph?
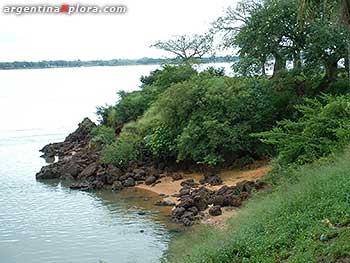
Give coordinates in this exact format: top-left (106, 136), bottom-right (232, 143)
top-left (0, 63), bottom-right (230, 263)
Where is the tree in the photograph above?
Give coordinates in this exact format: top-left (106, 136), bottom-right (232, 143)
top-left (299, 0), bottom-right (350, 81)
top-left (215, 0), bottom-right (304, 77)
top-left (152, 34), bottom-right (214, 62)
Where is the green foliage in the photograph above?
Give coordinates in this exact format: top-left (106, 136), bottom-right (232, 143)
top-left (90, 126), bottom-right (115, 150)
top-left (98, 64), bottom-right (197, 127)
top-left (228, 0), bottom-right (301, 76)
top-left (101, 131), bottom-right (143, 168)
top-left (166, 148), bottom-right (350, 263)
top-left (257, 95), bottom-right (350, 165)
top-left (145, 124), bottom-right (176, 160)
top-left (139, 73), bottom-right (298, 166)
top-left (100, 69), bottom-right (302, 167)
top-left (304, 20), bottom-right (348, 81)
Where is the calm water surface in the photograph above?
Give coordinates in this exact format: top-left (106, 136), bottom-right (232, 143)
top-left (0, 64), bottom-right (230, 263)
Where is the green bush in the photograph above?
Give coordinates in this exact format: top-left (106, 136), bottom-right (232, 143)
top-left (144, 124), bottom-right (177, 160)
top-left (90, 125), bottom-right (116, 150)
top-left (98, 68), bottom-right (303, 167)
top-left (97, 64), bottom-right (197, 127)
top-left (257, 94), bottom-right (350, 165)
top-left (151, 75), bottom-right (299, 165)
top-left (101, 130), bottom-right (143, 168)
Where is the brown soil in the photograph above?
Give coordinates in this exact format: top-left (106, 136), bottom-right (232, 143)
top-left (136, 164), bottom-right (271, 226)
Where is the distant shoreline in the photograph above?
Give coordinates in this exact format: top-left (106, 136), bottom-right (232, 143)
top-left (0, 56), bottom-right (237, 70)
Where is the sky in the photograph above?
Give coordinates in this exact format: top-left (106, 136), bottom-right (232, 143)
top-left (0, 0), bottom-right (237, 62)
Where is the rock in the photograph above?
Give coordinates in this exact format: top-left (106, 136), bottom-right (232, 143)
top-left (179, 187), bottom-right (190, 196)
top-left (231, 196), bottom-right (243, 207)
top-left (123, 178), bottom-right (136, 187)
top-left (178, 197), bottom-right (194, 209)
top-left (200, 174), bottom-right (223, 186)
top-left (145, 175), bottom-right (157, 185)
top-left (111, 181), bottom-right (123, 191)
top-left (193, 195), bottom-right (208, 211)
top-left (180, 179), bottom-right (197, 188)
top-left (155, 200), bottom-right (176, 206)
top-left (188, 206), bottom-right (199, 216)
top-left (36, 163), bottom-right (61, 179)
top-left (212, 195), bottom-right (225, 206)
top-left (61, 161), bottom-right (80, 179)
top-left (240, 191), bottom-right (249, 200)
top-left (79, 163), bottom-right (98, 179)
top-left (65, 117), bottom-right (96, 144)
top-left (209, 205), bottom-right (222, 216)
top-left (171, 207), bottom-right (186, 218)
top-left (120, 172), bottom-right (134, 182)
top-left (171, 172), bottom-right (183, 181)
top-left (70, 182), bottom-right (90, 191)
top-left (133, 168), bottom-right (146, 181)
top-left (182, 217), bottom-right (194, 226)
top-left (107, 165), bottom-right (123, 179)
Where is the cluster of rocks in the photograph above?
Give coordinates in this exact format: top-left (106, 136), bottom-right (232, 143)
top-left (171, 179), bottom-right (265, 226)
top-left (36, 118), bottom-right (267, 227)
top-left (36, 118), bottom-right (164, 191)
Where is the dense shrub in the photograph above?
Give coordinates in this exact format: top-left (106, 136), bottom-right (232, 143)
top-left (90, 125), bottom-right (116, 150)
top-left (102, 71), bottom-right (300, 167)
top-left (101, 130), bottom-right (143, 168)
top-left (97, 64), bottom-right (197, 127)
top-left (257, 94), bottom-right (350, 165)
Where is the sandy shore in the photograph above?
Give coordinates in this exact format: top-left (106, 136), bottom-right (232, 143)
top-left (136, 164), bottom-right (271, 226)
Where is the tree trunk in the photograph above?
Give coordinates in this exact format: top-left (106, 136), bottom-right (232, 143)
top-left (261, 61), bottom-right (266, 76)
top-left (326, 61), bottom-right (338, 83)
top-left (273, 53), bottom-right (286, 77)
top-left (294, 51), bottom-right (302, 71)
top-left (318, 60), bottom-right (338, 93)
top-left (347, 41), bottom-right (350, 83)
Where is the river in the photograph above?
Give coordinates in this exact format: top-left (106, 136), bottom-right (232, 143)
top-left (0, 63), bottom-right (230, 263)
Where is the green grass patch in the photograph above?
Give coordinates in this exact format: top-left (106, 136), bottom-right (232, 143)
top-left (165, 149), bottom-right (350, 263)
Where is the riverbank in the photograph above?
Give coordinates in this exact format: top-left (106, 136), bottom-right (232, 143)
top-left (35, 117), bottom-right (270, 227)
top-left (136, 165), bottom-right (270, 226)
top-left (165, 149), bottom-right (350, 262)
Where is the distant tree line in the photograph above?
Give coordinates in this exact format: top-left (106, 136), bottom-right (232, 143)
top-left (0, 56), bottom-right (236, 70)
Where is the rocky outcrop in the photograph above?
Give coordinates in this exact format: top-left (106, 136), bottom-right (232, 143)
top-left (36, 119), bottom-right (166, 191)
top-left (39, 117), bottom-right (96, 160)
top-left (36, 118), bottom-right (268, 227)
top-left (199, 173), bottom-right (223, 186)
top-left (171, 180), bottom-right (266, 226)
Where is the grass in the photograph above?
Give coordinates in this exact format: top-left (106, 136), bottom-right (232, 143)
top-left (165, 149), bottom-right (350, 263)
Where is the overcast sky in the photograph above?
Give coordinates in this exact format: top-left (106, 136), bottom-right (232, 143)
top-left (0, 0), bottom-right (236, 62)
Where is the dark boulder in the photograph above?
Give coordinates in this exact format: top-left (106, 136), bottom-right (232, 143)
top-left (155, 200), bottom-right (176, 206)
top-left (171, 207), bottom-right (186, 218)
top-left (79, 163), bottom-right (98, 179)
top-left (200, 174), bottom-right (223, 186)
top-left (123, 178), bottom-right (136, 187)
top-left (145, 175), bottom-right (157, 185)
top-left (133, 168), bottom-right (146, 181)
top-left (111, 181), bottom-right (123, 191)
top-left (209, 205), bottom-right (222, 216)
top-left (193, 195), bottom-right (208, 211)
top-left (171, 173), bottom-right (183, 181)
top-left (36, 163), bottom-right (61, 179)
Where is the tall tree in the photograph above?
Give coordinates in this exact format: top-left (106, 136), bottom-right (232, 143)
top-left (152, 34), bottom-right (214, 62)
top-left (215, 0), bottom-right (304, 76)
top-left (299, 0), bottom-right (350, 80)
